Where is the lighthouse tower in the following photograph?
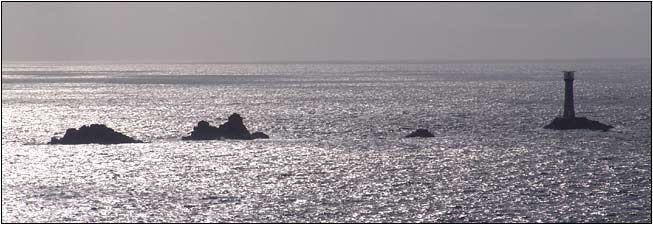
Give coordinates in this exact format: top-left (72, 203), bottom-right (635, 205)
top-left (544, 70), bottom-right (613, 131)
top-left (562, 71), bottom-right (575, 118)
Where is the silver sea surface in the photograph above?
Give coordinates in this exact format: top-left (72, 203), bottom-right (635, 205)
top-left (1, 61), bottom-right (651, 223)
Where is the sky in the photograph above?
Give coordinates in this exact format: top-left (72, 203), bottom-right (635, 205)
top-left (2, 2), bottom-right (651, 62)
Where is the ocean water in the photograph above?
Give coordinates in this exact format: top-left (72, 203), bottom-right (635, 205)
top-left (1, 60), bottom-right (651, 223)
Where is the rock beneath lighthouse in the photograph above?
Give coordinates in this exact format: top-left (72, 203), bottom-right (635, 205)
top-left (182, 113), bottom-right (269, 140)
top-left (544, 117), bottom-right (613, 131)
top-left (48, 124), bottom-right (143, 144)
top-left (405, 129), bottom-right (435, 138)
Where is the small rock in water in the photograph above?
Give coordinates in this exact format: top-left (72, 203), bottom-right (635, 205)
top-left (250, 131), bottom-right (270, 139)
top-left (48, 124), bottom-right (142, 145)
top-left (405, 129), bottom-right (435, 138)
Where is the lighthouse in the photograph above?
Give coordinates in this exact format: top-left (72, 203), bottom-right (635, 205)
top-left (562, 71), bottom-right (575, 118)
top-left (544, 71), bottom-right (613, 131)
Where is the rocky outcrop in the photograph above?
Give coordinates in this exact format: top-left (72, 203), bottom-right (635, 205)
top-left (406, 129), bottom-right (435, 138)
top-left (48, 124), bottom-right (143, 144)
top-left (544, 117), bottom-right (613, 131)
top-left (182, 113), bottom-right (269, 140)
top-left (250, 132), bottom-right (270, 139)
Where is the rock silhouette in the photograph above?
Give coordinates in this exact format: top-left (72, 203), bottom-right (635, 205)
top-left (251, 132), bottom-right (270, 139)
top-left (182, 113), bottom-right (269, 140)
top-left (406, 129), bottom-right (435, 138)
top-left (48, 124), bottom-right (143, 144)
top-left (544, 117), bottom-right (613, 131)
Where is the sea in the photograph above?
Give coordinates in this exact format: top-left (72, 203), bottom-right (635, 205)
top-left (1, 60), bottom-right (651, 223)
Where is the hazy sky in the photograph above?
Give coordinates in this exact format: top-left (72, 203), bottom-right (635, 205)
top-left (2, 2), bottom-right (651, 62)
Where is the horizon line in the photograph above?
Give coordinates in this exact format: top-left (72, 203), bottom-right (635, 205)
top-left (2, 57), bottom-right (650, 65)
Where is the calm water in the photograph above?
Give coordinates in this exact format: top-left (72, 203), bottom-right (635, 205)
top-left (2, 61), bottom-right (651, 223)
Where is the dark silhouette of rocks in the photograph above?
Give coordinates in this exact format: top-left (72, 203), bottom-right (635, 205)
top-left (182, 113), bottom-right (269, 140)
top-left (181, 120), bottom-right (222, 140)
top-left (250, 132), bottom-right (270, 139)
top-left (48, 124), bottom-right (143, 144)
top-left (406, 129), bottom-right (435, 138)
top-left (544, 117), bottom-right (613, 131)
top-left (219, 113), bottom-right (252, 139)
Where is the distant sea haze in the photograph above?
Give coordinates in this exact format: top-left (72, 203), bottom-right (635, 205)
top-left (2, 3), bottom-right (650, 63)
top-left (1, 59), bottom-right (650, 223)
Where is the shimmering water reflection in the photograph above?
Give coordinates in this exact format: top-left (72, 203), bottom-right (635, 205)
top-left (2, 62), bottom-right (651, 222)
